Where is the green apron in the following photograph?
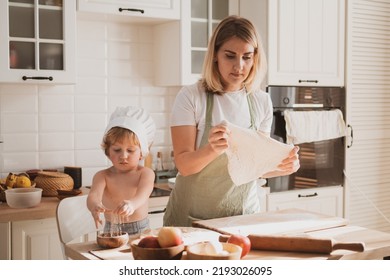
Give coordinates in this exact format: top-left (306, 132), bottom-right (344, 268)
top-left (163, 92), bottom-right (260, 227)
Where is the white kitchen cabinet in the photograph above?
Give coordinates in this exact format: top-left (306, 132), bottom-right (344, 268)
top-left (0, 222), bottom-right (11, 260)
top-left (0, 0), bottom-right (76, 84)
top-left (268, 0), bottom-right (345, 87)
top-left (148, 196), bottom-right (169, 229)
top-left (77, 0), bottom-right (180, 21)
top-left (11, 218), bottom-right (63, 260)
top-left (344, 0), bottom-right (390, 234)
top-left (154, 0), bottom-right (239, 86)
top-left (267, 186), bottom-right (343, 217)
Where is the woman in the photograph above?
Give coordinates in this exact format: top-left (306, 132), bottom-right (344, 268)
top-left (163, 16), bottom-right (300, 227)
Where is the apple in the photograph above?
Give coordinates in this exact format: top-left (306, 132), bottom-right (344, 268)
top-left (227, 234), bottom-right (251, 258)
top-left (137, 236), bottom-right (161, 248)
top-left (157, 227), bottom-right (183, 248)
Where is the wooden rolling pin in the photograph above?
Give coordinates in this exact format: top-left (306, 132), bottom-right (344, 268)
top-left (219, 234), bottom-right (365, 254)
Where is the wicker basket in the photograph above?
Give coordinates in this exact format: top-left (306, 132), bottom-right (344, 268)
top-left (35, 171), bottom-right (74, 197)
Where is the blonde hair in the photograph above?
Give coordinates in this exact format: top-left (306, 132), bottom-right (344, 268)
top-left (102, 127), bottom-right (140, 157)
top-left (201, 15), bottom-right (267, 94)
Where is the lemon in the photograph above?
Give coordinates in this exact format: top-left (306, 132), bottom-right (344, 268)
top-left (15, 175), bottom-right (32, 188)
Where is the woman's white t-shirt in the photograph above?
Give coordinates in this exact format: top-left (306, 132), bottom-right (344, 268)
top-left (171, 82), bottom-right (273, 148)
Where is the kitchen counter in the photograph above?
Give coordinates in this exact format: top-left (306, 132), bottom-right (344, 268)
top-left (0, 184), bottom-right (171, 223)
top-left (63, 216), bottom-right (390, 260)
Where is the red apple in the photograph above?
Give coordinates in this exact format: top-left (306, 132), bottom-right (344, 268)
top-left (157, 227), bottom-right (183, 248)
top-left (137, 236), bottom-right (161, 248)
top-left (227, 234), bottom-right (251, 258)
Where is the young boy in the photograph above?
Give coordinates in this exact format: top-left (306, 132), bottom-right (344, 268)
top-left (87, 106), bottom-right (156, 235)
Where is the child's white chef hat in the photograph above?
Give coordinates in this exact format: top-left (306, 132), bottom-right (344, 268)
top-left (104, 106), bottom-right (156, 157)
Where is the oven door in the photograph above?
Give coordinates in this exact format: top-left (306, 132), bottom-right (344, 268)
top-left (267, 111), bottom-right (345, 192)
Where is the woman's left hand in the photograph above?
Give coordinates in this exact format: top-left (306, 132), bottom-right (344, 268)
top-left (277, 146), bottom-right (300, 175)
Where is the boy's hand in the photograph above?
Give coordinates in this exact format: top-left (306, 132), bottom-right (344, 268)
top-left (114, 201), bottom-right (135, 217)
top-left (91, 202), bottom-right (109, 228)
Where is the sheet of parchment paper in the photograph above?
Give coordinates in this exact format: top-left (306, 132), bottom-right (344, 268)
top-left (224, 121), bottom-right (293, 186)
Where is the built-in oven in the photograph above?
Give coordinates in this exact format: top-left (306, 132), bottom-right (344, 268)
top-left (267, 86), bottom-right (346, 192)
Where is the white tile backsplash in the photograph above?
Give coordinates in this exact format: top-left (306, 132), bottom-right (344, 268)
top-left (3, 134), bottom-right (38, 152)
top-left (39, 151), bottom-right (74, 169)
top-left (39, 95), bottom-right (74, 113)
top-left (74, 131), bottom-right (103, 150)
top-left (75, 95), bottom-right (107, 113)
top-left (75, 113), bottom-right (107, 132)
top-left (2, 114), bottom-right (38, 133)
top-left (39, 133), bottom-right (74, 151)
top-left (0, 18), bottom-right (178, 183)
top-left (39, 114), bottom-right (74, 132)
top-left (75, 77), bottom-right (107, 95)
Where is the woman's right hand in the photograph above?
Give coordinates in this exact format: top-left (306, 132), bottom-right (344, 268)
top-left (208, 123), bottom-right (231, 155)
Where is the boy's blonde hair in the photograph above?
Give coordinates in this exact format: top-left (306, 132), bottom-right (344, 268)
top-left (102, 127), bottom-right (140, 157)
top-left (201, 15), bottom-right (267, 94)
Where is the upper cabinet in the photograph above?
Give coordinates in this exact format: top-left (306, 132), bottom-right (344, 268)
top-left (154, 0), bottom-right (239, 86)
top-left (0, 0), bottom-right (76, 84)
top-left (77, 0), bottom-right (180, 21)
top-left (268, 0), bottom-right (345, 87)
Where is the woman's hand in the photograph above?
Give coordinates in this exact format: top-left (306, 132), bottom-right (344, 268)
top-left (277, 146), bottom-right (300, 174)
top-left (262, 146), bottom-right (300, 178)
top-left (208, 123), bottom-right (231, 156)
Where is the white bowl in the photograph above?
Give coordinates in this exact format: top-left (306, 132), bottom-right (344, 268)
top-left (5, 188), bottom-right (42, 208)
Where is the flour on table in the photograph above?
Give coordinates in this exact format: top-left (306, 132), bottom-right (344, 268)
top-left (224, 121), bottom-right (293, 186)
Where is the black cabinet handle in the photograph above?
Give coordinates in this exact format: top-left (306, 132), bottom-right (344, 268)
top-left (298, 192), bottom-right (318, 198)
top-left (347, 124), bottom-right (354, 148)
top-left (22, 76), bottom-right (53, 81)
top-left (118, 8), bottom-right (144, 13)
top-left (148, 208), bottom-right (166, 215)
top-left (298, 79), bottom-right (318, 83)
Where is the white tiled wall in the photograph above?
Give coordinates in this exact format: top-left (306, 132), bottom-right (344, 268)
top-left (0, 18), bottom-right (180, 186)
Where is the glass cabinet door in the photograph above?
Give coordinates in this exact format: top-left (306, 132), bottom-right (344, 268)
top-left (190, 0), bottom-right (229, 74)
top-left (8, 0), bottom-right (64, 71)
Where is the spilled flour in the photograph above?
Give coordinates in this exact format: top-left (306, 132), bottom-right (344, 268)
top-left (224, 121), bottom-right (293, 186)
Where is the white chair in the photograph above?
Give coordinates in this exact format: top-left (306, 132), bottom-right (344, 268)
top-left (56, 194), bottom-right (103, 259)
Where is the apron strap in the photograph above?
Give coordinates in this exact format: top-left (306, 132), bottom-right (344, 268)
top-left (246, 92), bottom-right (257, 130)
top-left (200, 92), bottom-right (214, 147)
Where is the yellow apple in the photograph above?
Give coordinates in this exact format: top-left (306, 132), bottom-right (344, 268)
top-left (157, 227), bottom-right (183, 248)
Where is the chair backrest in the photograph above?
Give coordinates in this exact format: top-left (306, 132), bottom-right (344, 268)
top-left (56, 194), bottom-right (102, 258)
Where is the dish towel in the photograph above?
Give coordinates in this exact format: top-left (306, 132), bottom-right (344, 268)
top-left (284, 109), bottom-right (346, 145)
top-left (224, 121), bottom-right (293, 186)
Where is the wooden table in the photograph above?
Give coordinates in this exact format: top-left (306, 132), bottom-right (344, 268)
top-left (64, 210), bottom-right (390, 260)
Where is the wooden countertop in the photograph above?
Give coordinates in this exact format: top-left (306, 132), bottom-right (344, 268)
top-left (0, 184), bottom-right (171, 223)
top-left (0, 196), bottom-right (61, 223)
top-left (64, 224), bottom-right (390, 260)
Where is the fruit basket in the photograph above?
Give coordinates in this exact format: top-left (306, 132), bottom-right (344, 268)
top-left (0, 173), bottom-right (35, 202)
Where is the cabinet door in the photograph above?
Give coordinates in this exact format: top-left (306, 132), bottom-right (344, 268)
top-left (154, 0), bottom-right (239, 86)
top-left (267, 186), bottom-right (343, 217)
top-left (0, 0), bottom-right (76, 84)
top-left (77, 0), bottom-right (180, 20)
top-left (11, 218), bottom-right (63, 260)
top-left (268, 0), bottom-right (345, 87)
top-left (148, 196), bottom-right (169, 229)
top-left (0, 222), bottom-right (11, 260)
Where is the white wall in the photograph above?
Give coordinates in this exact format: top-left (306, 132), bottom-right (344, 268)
top-left (0, 17), bottom-right (180, 186)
